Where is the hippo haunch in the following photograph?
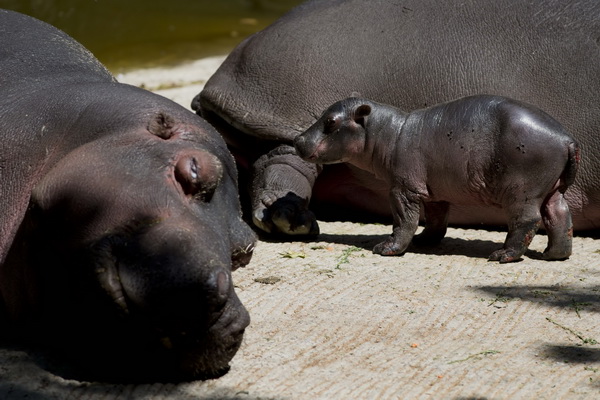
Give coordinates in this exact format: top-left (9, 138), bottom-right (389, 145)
top-left (294, 96), bottom-right (579, 263)
top-left (0, 9), bottom-right (255, 382)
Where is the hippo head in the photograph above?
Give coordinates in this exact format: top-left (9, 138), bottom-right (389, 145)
top-left (294, 98), bottom-right (373, 165)
top-left (1, 112), bottom-right (255, 382)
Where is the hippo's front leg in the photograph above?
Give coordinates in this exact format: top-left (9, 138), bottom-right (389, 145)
top-left (251, 145), bottom-right (321, 236)
top-left (373, 187), bottom-right (421, 256)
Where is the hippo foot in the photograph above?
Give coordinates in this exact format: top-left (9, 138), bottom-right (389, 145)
top-left (488, 248), bottom-right (523, 263)
top-left (373, 238), bottom-right (406, 256)
top-left (412, 231), bottom-right (445, 246)
top-left (252, 192), bottom-right (320, 237)
top-left (541, 247), bottom-right (571, 261)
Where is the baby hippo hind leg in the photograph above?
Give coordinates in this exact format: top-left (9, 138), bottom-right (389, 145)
top-left (488, 203), bottom-right (542, 263)
top-left (541, 190), bottom-right (573, 260)
top-left (412, 201), bottom-right (450, 246)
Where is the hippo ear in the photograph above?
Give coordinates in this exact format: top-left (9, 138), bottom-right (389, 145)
top-left (147, 112), bottom-right (176, 139)
top-left (354, 104), bottom-right (371, 128)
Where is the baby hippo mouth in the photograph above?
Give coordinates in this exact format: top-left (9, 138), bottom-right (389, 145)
top-left (293, 133), bottom-right (330, 163)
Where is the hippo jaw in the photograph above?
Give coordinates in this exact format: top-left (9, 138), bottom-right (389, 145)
top-left (80, 220), bottom-right (252, 381)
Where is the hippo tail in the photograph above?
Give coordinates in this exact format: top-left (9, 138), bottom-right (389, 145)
top-left (559, 141), bottom-right (580, 193)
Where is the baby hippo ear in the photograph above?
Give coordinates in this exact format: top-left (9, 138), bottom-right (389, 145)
top-left (353, 104), bottom-right (371, 128)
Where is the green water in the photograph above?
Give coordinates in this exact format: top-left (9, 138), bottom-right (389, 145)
top-left (0, 0), bottom-right (303, 72)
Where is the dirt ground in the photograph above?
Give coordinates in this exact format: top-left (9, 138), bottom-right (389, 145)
top-left (1, 59), bottom-right (599, 400)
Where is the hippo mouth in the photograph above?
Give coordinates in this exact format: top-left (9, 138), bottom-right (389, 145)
top-left (231, 242), bottom-right (255, 271)
top-left (305, 138), bottom-right (328, 162)
top-left (149, 300), bottom-right (250, 381)
top-left (82, 234), bottom-right (252, 382)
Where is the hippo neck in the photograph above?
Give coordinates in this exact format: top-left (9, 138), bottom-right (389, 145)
top-left (356, 104), bottom-right (408, 181)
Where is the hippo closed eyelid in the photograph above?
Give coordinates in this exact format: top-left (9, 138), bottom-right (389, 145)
top-left (174, 151), bottom-right (222, 201)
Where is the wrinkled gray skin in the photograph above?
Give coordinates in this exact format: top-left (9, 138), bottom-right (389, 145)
top-left (194, 0), bottom-right (600, 237)
top-left (295, 96), bottom-right (579, 263)
top-left (0, 10), bottom-right (256, 382)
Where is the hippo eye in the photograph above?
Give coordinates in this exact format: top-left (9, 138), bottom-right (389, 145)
top-left (324, 117), bottom-right (338, 133)
top-left (190, 160), bottom-right (199, 180)
top-left (174, 152), bottom-right (223, 202)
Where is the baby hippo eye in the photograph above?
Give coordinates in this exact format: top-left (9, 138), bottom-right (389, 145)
top-left (324, 117), bottom-right (338, 133)
top-left (174, 150), bottom-right (223, 202)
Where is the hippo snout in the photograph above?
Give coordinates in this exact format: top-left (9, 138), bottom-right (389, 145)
top-left (86, 220), bottom-right (251, 381)
top-left (293, 133), bottom-right (314, 160)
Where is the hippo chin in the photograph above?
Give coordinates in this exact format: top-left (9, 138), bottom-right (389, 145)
top-left (0, 10), bottom-right (255, 382)
top-left (194, 0), bottom-right (600, 236)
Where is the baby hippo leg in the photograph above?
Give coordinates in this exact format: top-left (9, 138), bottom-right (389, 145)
top-left (373, 187), bottom-right (421, 255)
top-left (541, 190), bottom-right (573, 260)
top-left (488, 203), bottom-right (542, 263)
top-left (412, 201), bottom-right (450, 246)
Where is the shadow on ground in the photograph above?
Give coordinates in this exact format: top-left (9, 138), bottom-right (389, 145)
top-left (317, 232), bottom-right (544, 261)
top-left (476, 285), bottom-right (600, 311)
top-left (0, 338), bottom-right (268, 399)
top-left (476, 284), bottom-right (600, 366)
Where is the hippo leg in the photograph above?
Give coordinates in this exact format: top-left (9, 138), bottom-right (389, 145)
top-left (541, 190), bottom-right (573, 260)
top-left (251, 146), bottom-right (320, 236)
top-left (373, 188), bottom-right (421, 256)
top-left (412, 201), bottom-right (450, 246)
top-left (488, 204), bottom-right (542, 263)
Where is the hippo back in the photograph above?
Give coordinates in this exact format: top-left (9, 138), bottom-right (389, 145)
top-left (0, 9), bottom-right (113, 89)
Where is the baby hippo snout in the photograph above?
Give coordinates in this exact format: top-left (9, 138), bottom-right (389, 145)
top-left (293, 134), bottom-right (312, 159)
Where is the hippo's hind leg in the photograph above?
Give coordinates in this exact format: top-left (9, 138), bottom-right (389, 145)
top-left (251, 145), bottom-right (320, 237)
top-left (412, 201), bottom-right (450, 246)
top-left (489, 202), bottom-right (542, 263)
top-left (540, 189), bottom-right (573, 260)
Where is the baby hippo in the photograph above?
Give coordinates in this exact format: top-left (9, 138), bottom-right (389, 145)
top-left (294, 95), bottom-right (579, 263)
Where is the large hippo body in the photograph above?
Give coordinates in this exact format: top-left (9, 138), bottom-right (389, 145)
top-left (196, 0), bottom-right (600, 236)
top-left (0, 10), bottom-right (255, 382)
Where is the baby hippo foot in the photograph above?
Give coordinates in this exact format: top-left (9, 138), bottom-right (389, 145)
top-left (541, 246), bottom-right (571, 261)
top-left (412, 230), bottom-right (445, 247)
top-left (252, 192), bottom-right (319, 237)
top-left (373, 236), bottom-right (406, 256)
top-left (488, 248), bottom-right (523, 263)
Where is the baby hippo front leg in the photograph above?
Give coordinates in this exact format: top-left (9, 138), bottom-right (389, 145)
top-left (373, 187), bottom-right (422, 255)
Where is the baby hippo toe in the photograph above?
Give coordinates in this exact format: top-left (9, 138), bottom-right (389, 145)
top-left (373, 238), bottom-right (406, 256)
top-left (488, 248), bottom-right (523, 263)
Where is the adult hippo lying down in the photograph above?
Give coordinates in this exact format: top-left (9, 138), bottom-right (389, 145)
top-left (194, 0), bottom-right (600, 236)
top-left (0, 10), bottom-right (255, 382)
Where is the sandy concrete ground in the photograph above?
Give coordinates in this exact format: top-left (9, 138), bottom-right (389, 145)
top-left (1, 59), bottom-right (599, 399)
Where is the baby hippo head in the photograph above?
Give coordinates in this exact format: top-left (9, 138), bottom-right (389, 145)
top-left (294, 98), bottom-right (372, 164)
